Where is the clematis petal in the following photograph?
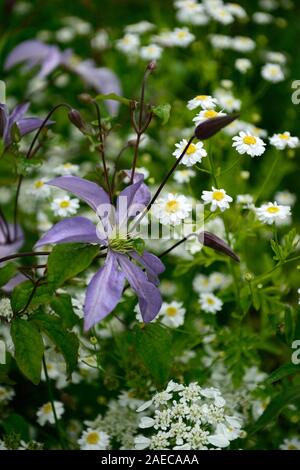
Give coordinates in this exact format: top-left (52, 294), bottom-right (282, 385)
top-left (130, 251), bottom-right (165, 286)
top-left (0, 222), bottom-right (24, 259)
top-left (8, 102), bottom-right (29, 124)
top-left (84, 251), bottom-right (125, 330)
top-left (116, 254), bottom-right (162, 323)
top-left (46, 176), bottom-right (110, 213)
top-left (123, 169), bottom-right (151, 209)
top-left (16, 117), bottom-right (47, 138)
top-left (35, 216), bottom-right (101, 248)
top-left (4, 40), bottom-right (51, 70)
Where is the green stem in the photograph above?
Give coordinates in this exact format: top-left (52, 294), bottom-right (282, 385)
top-left (254, 152), bottom-right (280, 203)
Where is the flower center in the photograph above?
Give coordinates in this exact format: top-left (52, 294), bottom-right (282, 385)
top-left (204, 110), bottom-right (218, 119)
top-left (186, 143), bottom-right (197, 155)
top-left (165, 200), bottom-right (180, 213)
top-left (206, 298), bottom-right (215, 305)
top-left (243, 136), bottom-right (257, 145)
top-left (109, 236), bottom-right (145, 255)
top-left (43, 403), bottom-right (52, 414)
top-left (59, 200), bottom-right (70, 209)
top-left (279, 133), bottom-right (289, 140)
top-left (212, 191), bottom-right (224, 201)
top-left (177, 31), bottom-right (187, 39)
top-left (287, 445), bottom-right (298, 450)
top-left (34, 180), bottom-right (44, 189)
top-left (86, 432), bottom-right (100, 445)
top-left (196, 95), bottom-right (208, 101)
top-left (166, 306), bottom-right (178, 316)
top-left (266, 206), bottom-right (280, 214)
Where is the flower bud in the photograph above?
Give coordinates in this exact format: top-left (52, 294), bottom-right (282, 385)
top-left (194, 113), bottom-right (239, 140)
top-left (198, 231), bottom-right (240, 262)
top-left (68, 108), bottom-right (88, 134)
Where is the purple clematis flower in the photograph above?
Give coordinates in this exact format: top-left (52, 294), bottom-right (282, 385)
top-left (0, 218), bottom-right (26, 293)
top-left (35, 173), bottom-right (164, 330)
top-left (0, 101), bottom-right (47, 148)
top-left (5, 40), bottom-right (122, 115)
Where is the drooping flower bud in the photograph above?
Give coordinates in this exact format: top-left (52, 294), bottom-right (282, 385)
top-left (198, 231), bottom-right (240, 262)
top-left (68, 108), bottom-right (88, 134)
top-left (195, 113), bottom-right (239, 140)
top-left (147, 61), bottom-right (157, 72)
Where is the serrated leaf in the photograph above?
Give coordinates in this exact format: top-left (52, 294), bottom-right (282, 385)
top-left (50, 294), bottom-right (78, 329)
top-left (11, 319), bottom-right (44, 385)
top-left (47, 243), bottom-right (98, 288)
top-left (0, 263), bottom-right (17, 288)
top-left (33, 313), bottom-right (79, 376)
top-left (132, 323), bottom-right (172, 386)
top-left (153, 104), bottom-right (171, 125)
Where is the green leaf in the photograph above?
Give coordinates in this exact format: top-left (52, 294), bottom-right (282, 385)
top-left (95, 92), bottom-right (131, 107)
top-left (11, 319), bottom-right (44, 385)
top-left (132, 323), bottom-right (172, 386)
top-left (50, 294), bottom-right (78, 329)
top-left (0, 263), bottom-right (17, 288)
top-left (47, 243), bottom-right (98, 288)
top-left (285, 306), bottom-right (295, 343)
top-left (11, 280), bottom-right (54, 313)
top-left (33, 313), bottom-right (79, 376)
top-left (152, 104), bottom-right (171, 125)
top-left (16, 156), bottom-right (43, 176)
top-left (2, 414), bottom-right (30, 441)
top-left (266, 363), bottom-right (300, 384)
top-left (249, 384), bottom-right (300, 434)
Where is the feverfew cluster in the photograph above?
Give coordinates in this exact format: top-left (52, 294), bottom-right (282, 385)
top-left (135, 380), bottom-right (243, 450)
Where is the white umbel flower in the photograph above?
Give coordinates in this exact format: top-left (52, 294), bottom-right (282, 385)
top-left (173, 139), bottom-right (207, 167)
top-left (255, 202), bottom-right (291, 225)
top-left (140, 44), bottom-right (163, 61)
top-left (187, 95), bottom-right (218, 110)
top-left (199, 293), bottom-right (223, 314)
top-left (160, 301), bottom-right (186, 328)
top-left (269, 132), bottom-right (299, 150)
top-left (37, 401), bottom-right (64, 426)
top-left (261, 63), bottom-right (284, 83)
top-left (193, 109), bottom-right (226, 126)
top-left (201, 187), bottom-right (233, 212)
top-left (0, 298), bottom-right (13, 322)
top-left (51, 195), bottom-right (80, 217)
top-left (174, 169), bottom-right (196, 183)
top-left (78, 428), bottom-right (110, 450)
top-left (152, 193), bottom-right (192, 225)
top-left (232, 131), bottom-right (266, 157)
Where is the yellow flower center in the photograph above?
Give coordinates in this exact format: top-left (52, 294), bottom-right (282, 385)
top-left (243, 136), bottom-right (257, 145)
top-left (279, 133), bottom-right (289, 140)
top-left (186, 143), bottom-right (197, 155)
top-left (63, 163), bottom-right (72, 168)
top-left (166, 306), bottom-right (178, 316)
top-left (34, 180), bottom-right (44, 189)
top-left (196, 95), bottom-right (208, 101)
top-left (42, 403), bottom-right (53, 414)
top-left (287, 445), bottom-right (298, 450)
top-left (86, 432), bottom-right (100, 445)
top-left (266, 206), bottom-right (280, 214)
top-left (206, 298), bottom-right (215, 305)
top-left (59, 200), bottom-right (70, 209)
top-left (212, 190), bottom-right (225, 201)
top-left (177, 31), bottom-right (187, 39)
top-left (204, 110), bottom-right (218, 119)
top-left (165, 200), bottom-right (179, 213)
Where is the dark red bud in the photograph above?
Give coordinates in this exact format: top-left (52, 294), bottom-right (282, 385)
top-left (68, 109), bottom-right (87, 133)
top-left (198, 231), bottom-right (240, 263)
top-left (195, 113), bottom-right (239, 140)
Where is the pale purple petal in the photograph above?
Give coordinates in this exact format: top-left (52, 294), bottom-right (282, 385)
top-left (130, 251), bottom-right (165, 286)
top-left (1, 273), bottom-right (27, 293)
top-left (123, 169), bottom-right (151, 209)
top-left (116, 254), bottom-right (162, 323)
top-left (0, 222), bottom-right (24, 259)
top-left (84, 251), bottom-right (125, 330)
top-left (35, 216), bottom-right (100, 248)
top-left (0, 104), bottom-right (9, 144)
top-left (16, 117), bottom-right (46, 138)
top-left (46, 176), bottom-right (110, 213)
top-left (4, 40), bottom-right (50, 70)
top-left (9, 103), bottom-right (29, 123)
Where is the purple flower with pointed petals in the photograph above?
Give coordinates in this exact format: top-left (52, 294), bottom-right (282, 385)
top-left (0, 218), bottom-right (26, 292)
top-left (5, 40), bottom-right (122, 115)
top-left (0, 101), bottom-right (47, 148)
top-left (35, 173), bottom-right (164, 330)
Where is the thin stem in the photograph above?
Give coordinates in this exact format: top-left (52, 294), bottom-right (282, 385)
top-left (0, 251), bottom-right (50, 264)
top-left (254, 152), bottom-right (280, 203)
top-left (0, 207), bottom-right (10, 242)
top-left (159, 235), bottom-right (195, 258)
top-left (111, 143), bottom-right (130, 194)
top-left (93, 101), bottom-right (112, 201)
top-left (42, 356), bottom-right (67, 450)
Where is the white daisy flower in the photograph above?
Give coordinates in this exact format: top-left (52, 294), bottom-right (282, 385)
top-left (235, 58), bottom-right (252, 73)
top-left (261, 63), bottom-right (284, 82)
top-left (193, 274), bottom-right (213, 294)
top-left (232, 131), bottom-right (266, 157)
top-left (160, 301), bottom-right (186, 328)
top-left (176, 3), bottom-right (210, 25)
top-left (253, 12), bottom-right (273, 24)
top-left (265, 51), bottom-right (286, 64)
top-left (173, 139), bottom-right (207, 167)
top-left (215, 93), bottom-right (241, 112)
top-left (37, 401), bottom-right (64, 426)
top-left (209, 272), bottom-right (232, 290)
top-left (269, 132), bottom-right (299, 150)
top-left (199, 293), bottom-right (223, 314)
top-left (174, 169), bottom-right (196, 183)
top-left (201, 187), bottom-right (233, 212)
top-left (125, 21), bottom-right (155, 34)
top-left (140, 44), bottom-right (163, 61)
top-left (275, 190), bottom-right (296, 207)
top-left (54, 162), bottom-right (80, 175)
top-left (280, 437), bottom-right (300, 451)
top-left (91, 30), bottom-right (110, 51)
top-left (255, 202), bottom-right (291, 225)
top-left (236, 194), bottom-right (254, 209)
top-left (227, 3), bottom-right (247, 18)
top-left (187, 95), bottom-right (218, 110)
top-left (116, 33), bottom-right (140, 54)
top-left (51, 195), bottom-right (80, 217)
top-left (0, 385), bottom-right (15, 403)
top-left (171, 28), bottom-right (195, 47)
top-left (232, 36), bottom-right (256, 52)
top-left (28, 178), bottom-right (51, 199)
top-left (78, 428), bottom-right (110, 450)
top-left (193, 109), bottom-right (226, 126)
top-left (210, 7), bottom-right (234, 25)
top-left (152, 193), bottom-right (192, 225)
top-left (210, 34), bottom-right (232, 50)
